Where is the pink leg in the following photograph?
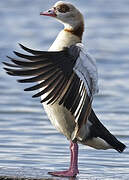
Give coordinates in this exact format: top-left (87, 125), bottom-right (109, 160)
top-left (48, 141), bottom-right (79, 177)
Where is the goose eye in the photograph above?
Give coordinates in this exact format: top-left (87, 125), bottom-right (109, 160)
top-left (57, 4), bottom-right (70, 13)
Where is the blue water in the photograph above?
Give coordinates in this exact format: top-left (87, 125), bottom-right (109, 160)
top-left (0, 0), bottom-right (129, 179)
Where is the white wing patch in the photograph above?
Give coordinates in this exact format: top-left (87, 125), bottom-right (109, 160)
top-left (73, 43), bottom-right (99, 98)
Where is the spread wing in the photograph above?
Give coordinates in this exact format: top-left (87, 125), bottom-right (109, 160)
top-left (3, 43), bottom-right (98, 140)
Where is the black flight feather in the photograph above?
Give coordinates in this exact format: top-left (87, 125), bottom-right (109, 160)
top-left (3, 44), bottom-right (92, 138)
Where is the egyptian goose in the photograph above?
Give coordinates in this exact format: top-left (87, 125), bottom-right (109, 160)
top-left (3, 1), bottom-right (126, 177)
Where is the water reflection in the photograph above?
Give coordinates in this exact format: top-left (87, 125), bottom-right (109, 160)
top-left (44, 176), bottom-right (78, 180)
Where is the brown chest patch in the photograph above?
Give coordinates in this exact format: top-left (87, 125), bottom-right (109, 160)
top-left (64, 22), bottom-right (84, 40)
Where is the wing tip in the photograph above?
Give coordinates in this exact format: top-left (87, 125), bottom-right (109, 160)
top-left (18, 43), bottom-right (22, 47)
top-left (19, 43), bottom-right (26, 51)
top-left (13, 51), bottom-right (19, 56)
top-left (2, 61), bottom-right (6, 66)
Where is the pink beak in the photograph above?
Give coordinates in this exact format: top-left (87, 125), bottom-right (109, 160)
top-left (40, 8), bottom-right (57, 17)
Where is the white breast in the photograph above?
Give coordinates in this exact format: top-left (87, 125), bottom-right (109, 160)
top-left (41, 30), bottom-right (80, 140)
top-left (49, 30), bottom-right (81, 51)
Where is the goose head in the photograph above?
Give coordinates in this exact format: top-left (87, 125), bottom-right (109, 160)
top-left (40, 1), bottom-right (84, 38)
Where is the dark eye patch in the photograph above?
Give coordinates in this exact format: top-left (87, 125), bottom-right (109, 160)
top-left (57, 4), bottom-right (70, 13)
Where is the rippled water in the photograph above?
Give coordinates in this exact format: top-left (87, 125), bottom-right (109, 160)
top-left (0, 0), bottom-right (129, 179)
